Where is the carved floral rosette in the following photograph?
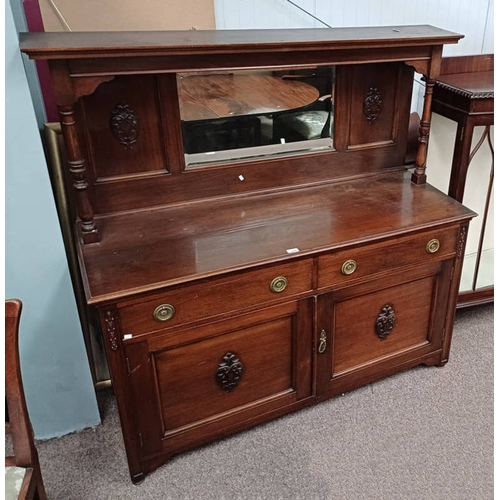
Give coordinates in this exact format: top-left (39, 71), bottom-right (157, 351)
top-left (364, 86), bottom-right (383, 124)
top-left (110, 103), bottom-right (139, 149)
top-left (216, 352), bottom-right (243, 393)
top-left (375, 304), bottom-right (395, 340)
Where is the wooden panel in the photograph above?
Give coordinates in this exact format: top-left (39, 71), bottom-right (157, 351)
top-left (141, 299), bottom-right (313, 437)
top-left (64, 46), bottom-right (434, 76)
top-left (440, 54), bottom-right (494, 75)
top-left (317, 225), bottom-right (459, 290)
top-left (80, 74), bottom-right (166, 179)
top-left (335, 63), bottom-right (413, 152)
top-left (315, 261), bottom-right (453, 398)
top-left (118, 258), bottom-right (313, 335)
top-left (156, 317), bottom-right (292, 432)
top-left (333, 275), bottom-right (435, 374)
top-left (91, 147), bottom-right (408, 214)
top-left (123, 341), bottom-right (163, 456)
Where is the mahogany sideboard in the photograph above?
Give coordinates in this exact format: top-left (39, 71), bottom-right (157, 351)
top-left (20, 26), bottom-right (475, 483)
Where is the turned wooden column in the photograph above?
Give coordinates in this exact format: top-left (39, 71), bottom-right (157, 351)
top-left (411, 78), bottom-right (435, 185)
top-left (47, 60), bottom-right (102, 244)
top-left (58, 104), bottom-right (99, 243)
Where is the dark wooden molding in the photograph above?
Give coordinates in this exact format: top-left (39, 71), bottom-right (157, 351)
top-left (19, 26), bottom-right (463, 61)
top-left (72, 75), bottom-right (115, 100)
top-left (434, 81), bottom-right (493, 100)
top-left (404, 60), bottom-right (430, 76)
top-left (215, 353), bottom-right (243, 393)
top-left (375, 304), bottom-right (395, 340)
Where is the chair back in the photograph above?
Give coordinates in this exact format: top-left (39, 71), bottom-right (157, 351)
top-left (5, 299), bottom-right (47, 500)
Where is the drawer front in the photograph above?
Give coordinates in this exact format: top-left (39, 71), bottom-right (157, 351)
top-left (119, 259), bottom-right (313, 335)
top-left (317, 226), bottom-right (458, 289)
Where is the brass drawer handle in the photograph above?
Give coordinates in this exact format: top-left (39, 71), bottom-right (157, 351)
top-left (318, 329), bottom-right (327, 353)
top-left (153, 304), bottom-right (176, 322)
top-left (426, 239), bottom-right (440, 254)
top-left (270, 276), bottom-right (288, 293)
top-left (341, 259), bottom-right (357, 275)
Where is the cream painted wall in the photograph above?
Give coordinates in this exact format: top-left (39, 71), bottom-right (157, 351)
top-left (39, 0), bottom-right (215, 31)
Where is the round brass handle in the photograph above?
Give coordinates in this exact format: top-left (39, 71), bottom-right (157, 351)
top-left (341, 259), bottom-right (357, 276)
top-left (153, 304), bottom-right (176, 322)
top-left (426, 239), bottom-right (440, 254)
top-left (270, 276), bottom-right (288, 293)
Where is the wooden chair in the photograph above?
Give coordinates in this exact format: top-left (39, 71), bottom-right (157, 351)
top-left (5, 300), bottom-right (47, 500)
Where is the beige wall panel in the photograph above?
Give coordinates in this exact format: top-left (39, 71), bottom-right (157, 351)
top-left (40, 0), bottom-right (215, 31)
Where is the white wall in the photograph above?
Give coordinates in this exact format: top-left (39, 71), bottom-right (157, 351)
top-left (214, 0), bottom-right (494, 55)
top-left (6, 1), bottom-right (100, 438)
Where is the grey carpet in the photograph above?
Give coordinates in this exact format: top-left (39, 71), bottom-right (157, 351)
top-left (36, 304), bottom-right (493, 500)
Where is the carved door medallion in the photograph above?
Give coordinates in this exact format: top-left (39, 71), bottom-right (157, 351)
top-left (375, 304), bottom-right (395, 340)
top-left (216, 352), bottom-right (243, 393)
top-left (364, 86), bottom-right (383, 124)
top-left (110, 103), bottom-right (139, 149)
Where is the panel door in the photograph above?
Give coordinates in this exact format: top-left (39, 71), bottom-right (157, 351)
top-left (123, 299), bottom-right (313, 458)
top-left (316, 262), bottom-right (453, 397)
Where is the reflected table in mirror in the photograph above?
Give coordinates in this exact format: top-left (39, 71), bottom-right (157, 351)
top-left (177, 73), bottom-right (327, 161)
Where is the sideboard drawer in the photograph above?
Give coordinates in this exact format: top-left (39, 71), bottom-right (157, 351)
top-left (118, 258), bottom-right (313, 335)
top-left (317, 226), bottom-right (459, 289)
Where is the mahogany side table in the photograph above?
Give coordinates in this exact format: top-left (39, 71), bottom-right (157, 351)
top-left (432, 55), bottom-right (494, 307)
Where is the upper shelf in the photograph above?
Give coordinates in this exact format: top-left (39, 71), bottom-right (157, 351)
top-left (20, 25), bottom-right (462, 60)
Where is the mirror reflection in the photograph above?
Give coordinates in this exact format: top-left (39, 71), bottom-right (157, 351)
top-left (178, 66), bottom-right (335, 166)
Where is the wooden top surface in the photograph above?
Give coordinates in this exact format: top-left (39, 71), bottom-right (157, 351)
top-left (436, 71), bottom-right (494, 98)
top-left (80, 171), bottom-right (474, 305)
top-left (436, 54), bottom-right (494, 99)
top-left (178, 74), bottom-right (319, 121)
top-left (20, 26), bottom-right (462, 60)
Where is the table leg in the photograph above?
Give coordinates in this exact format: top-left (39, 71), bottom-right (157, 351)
top-left (447, 118), bottom-right (475, 203)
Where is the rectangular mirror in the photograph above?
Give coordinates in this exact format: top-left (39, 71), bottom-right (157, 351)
top-left (178, 66), bottom-right (335, 167)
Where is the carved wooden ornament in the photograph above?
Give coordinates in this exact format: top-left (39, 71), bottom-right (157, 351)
top-left (364, 86), bottom-right (383, 124)
top-left (105, 310), bottom-right (118, 350)
top-left (216, 353), bottom-right (243, 393)
top-left (375, 304), bottom-right (395, 340)
top-left (110, 103), bottom-right (139, 149)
